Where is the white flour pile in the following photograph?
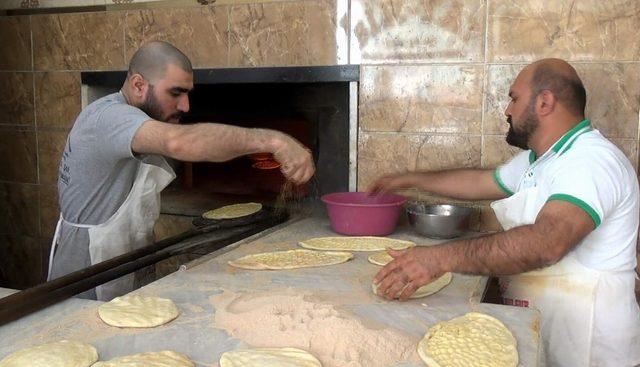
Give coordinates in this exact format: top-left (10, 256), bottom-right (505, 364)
top-left (211, 289), bottom-right (420, 367)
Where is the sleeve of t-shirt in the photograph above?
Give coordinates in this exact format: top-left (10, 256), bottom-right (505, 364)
top-left (95, 102), bottom-right (151, 160)
top-left (493, 150), bottom-right (532, 196)
top-left (544, 155), bottom-right (616, 228)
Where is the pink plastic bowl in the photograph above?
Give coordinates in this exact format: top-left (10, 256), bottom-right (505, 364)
top-left (321, 192), bottom-right (407, 236)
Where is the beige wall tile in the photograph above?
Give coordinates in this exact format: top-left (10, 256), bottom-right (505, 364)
top-left (0, 183), bottom-right (39, 236)
top-left (37, 130), bottom-right (67, 185)
top-left (577, 63), bottom-right (640, 139)
top-left (357, 132), bottom-right (481, 189)
top-left (483, 64), bottom-right (520, 135)
top-left (125, 6), bottom-right (229, 68)
top-left (32, 12), bottom-right (125, 70)
top-left (0, 72), bottom-right (34, 126)
top-left (360, 65), bottom-right (484, 133)
top-left (357, 132), bottom-right (420, 190)
top-left (35, 72), bottom-right (81, 129)
top-left (39, 184), bottom-right (59, 240)
top-left (351, 0), bottom-right (485, 64)
top-left (0, 234), bottom-right (45, 288)
top-left (488, 0), bottom-right (640, 62)
top-left (229, 1), bottom-right (339, 67)
top-left (0, 16), bottom-right (31, 71)
top-left (415, 135), bottom-right (482, 171)
top-left (482, 135), bottom-right (521, 169)
top-left (0, 127), bottom-right (37, 183)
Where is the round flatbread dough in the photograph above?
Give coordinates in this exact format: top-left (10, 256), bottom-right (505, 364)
top-left (98, 295), bottom-right (179, 328)
top-left (0, 340), bottom-right (98, 367)
top-left (418, 312), bottom-right (518, 367)
top-left (219, 347), bottom-right (322, 367)
top-left (372, 273), bottom-right (452, 299)
top-left (299, 236), bottom-right (414, 252)
top-left (92, 351), bottom-right (194, 367)
top-left (367, 251), bottom-right (394, 266)
top-left (228, 249), bottom-right (353, 270)
top-left (202, 203), bottom-right (262, 220)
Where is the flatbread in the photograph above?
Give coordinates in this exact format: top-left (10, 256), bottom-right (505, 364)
top-left (98, 295), bottom-right (179, 328)
top-left (299, 236), bottom-right (414, 252)
top-left (202, 203), bottom-right (262, 220)
top-left (92, 351), bottom-right (194, 367)
top-left (0, 340), bottom-right (98, 367)
top-left (417, 312), bottom-right (518, 367)
top-left (219, 347), bottom-right (322, 367)
top-left (228, 249), bottom-right (353, 270)
top-left (372, 272), bottom-right (452, 299)
top-left (367, 251), bottom-right (395, 266)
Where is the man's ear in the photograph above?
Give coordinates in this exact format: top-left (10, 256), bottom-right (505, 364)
top-left (537, 90), bottom-right (556, 117)
top-left (128, 73), bottom-right (148, 99)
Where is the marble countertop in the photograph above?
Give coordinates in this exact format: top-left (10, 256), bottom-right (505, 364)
top-left (0, 216), bottom-right (543, 366)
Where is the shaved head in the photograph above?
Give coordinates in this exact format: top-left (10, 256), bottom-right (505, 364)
top-left (127, 41), bottom-right (192, 83)
top-left (526, 58), bottom-right (586, 117)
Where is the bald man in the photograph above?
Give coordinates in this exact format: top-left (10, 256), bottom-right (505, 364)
top-left (369, 59), bottom-right (640, 366)
top-left (49, 41), bottom-right (314, 301)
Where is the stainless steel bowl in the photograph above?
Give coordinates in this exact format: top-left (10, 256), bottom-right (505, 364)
top-left (407, 203), bottom-right (474, 239)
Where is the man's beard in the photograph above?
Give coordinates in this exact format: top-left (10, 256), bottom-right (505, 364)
top-left (140, 85), bottom-right (182, 122)
top-left (506, 103), bottom-right (539, 150)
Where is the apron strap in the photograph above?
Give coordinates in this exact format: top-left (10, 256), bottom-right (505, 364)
top-left (47, 214), bottom-right (97, 281)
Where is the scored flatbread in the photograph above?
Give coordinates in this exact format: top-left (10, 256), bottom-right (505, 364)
top-left (418, 312), bottom-right (518, 367)
top-left (299, 236), bottom-right (414, 252)
top-left (92, 351), bottom-right (194, 367)
top-left (202, 202), bottom-right (262, 220)
top-left (98, 295), bottom-right (179, 328)
top-left (0, 340), bottom-right (98, 367)
top-left (367, 251), bottom-right (395, 266)
top-left (219, 347), bottom-right (322, 367)
top-left (372, 272), bottom-right (452, 299)
top-left (228, 249), bottom-right (353, 270)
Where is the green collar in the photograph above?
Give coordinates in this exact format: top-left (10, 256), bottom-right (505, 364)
top-left (529, 119), bottom-right (591, 163)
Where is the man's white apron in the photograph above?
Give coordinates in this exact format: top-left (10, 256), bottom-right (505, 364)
top-left (490, 146), bottom-right (640, 366)
top-left (48, 157), bottom-right (175, 301)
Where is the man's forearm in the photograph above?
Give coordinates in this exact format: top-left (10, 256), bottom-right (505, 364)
top-left (436, 224), bottom-right (558, 276)
top-left (406, 169), bottom-right (505, 200)
top-left (166, 123), bottom-right (278, 162)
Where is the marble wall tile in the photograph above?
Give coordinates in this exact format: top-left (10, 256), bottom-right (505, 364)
top-left (415, 135), bottom-right (482, 171)
top-left (0, 72), bottom-right (34, 126)
top-left (0, 16), bottom-right (31, 71)
top-left (125, 6), bottom-right (229, 68)
top-left (488, 0), bottom-right (640, 62)
top-left (37, 130), bottom-right (67, 185)
top-left (229, 1), bottom-right (340, 67)
top-left (483, 64), bottom-right (520, 135)
top-left (32, 12), bottom-right (125, 71)
top-left (0, 235), bottom-right (45, 289)
top-left (39, 184), bottom-right (59, 240)
top-left (357, 132), bottom-right (481, 189)
top-left (0, 127), bottom-right (37, 183)
top-left (350, 0), bottom-right (485, 64)
top-left (35, 72), bottom-right (81, 129)
top-left (577, 63), bottom-right (640, 139)
top-left (360, 65), bottom-right (484, 133)
top-left (0, 183), bottom-right (39, 236)
top-left (482, 135), bottom-right (521, 169)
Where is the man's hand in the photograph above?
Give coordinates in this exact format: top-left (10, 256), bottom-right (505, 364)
top-left (271, 133), bottom-right (315, 185)
top-left (373, 247), bottom-right (446, 301)
top-left (367, 174), bottom-right (414, 195)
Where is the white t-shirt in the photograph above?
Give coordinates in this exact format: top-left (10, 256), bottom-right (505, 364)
top-left (494, 119), bottom-right (639, 272)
